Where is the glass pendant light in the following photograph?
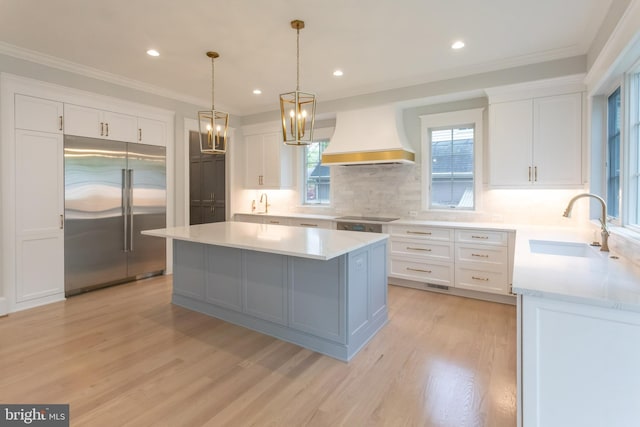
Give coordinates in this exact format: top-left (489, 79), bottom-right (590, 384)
top-left (279, 20), bottom-right (316, 146)
top-left (198, 51), bottom-right (229, 154)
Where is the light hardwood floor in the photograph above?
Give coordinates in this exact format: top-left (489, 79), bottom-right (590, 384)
top-left (0, 276), bottom-right (516, 427)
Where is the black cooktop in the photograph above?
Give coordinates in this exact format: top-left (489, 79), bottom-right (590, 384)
top-left (335, 216), bottom-right (399, 223)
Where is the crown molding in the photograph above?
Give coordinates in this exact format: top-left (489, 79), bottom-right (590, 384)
top-left (0, 41), bottom-right (239, 114)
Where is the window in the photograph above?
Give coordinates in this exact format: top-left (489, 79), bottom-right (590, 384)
top-left (607, 87), bottom-right (621, 218)
top-left (303, 140), bottom-right (330, 204)
top-left (421, 109), bottom-right (483, 211)
top-left (626, 72), bottom-right (640, 228)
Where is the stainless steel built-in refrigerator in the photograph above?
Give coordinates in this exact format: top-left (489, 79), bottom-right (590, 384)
top-left (64, 135), bottom-right (166, 295)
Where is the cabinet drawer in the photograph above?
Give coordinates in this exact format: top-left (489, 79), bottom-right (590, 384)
top-left (455, 243), bottom-right (508, 266)
top-left (264, 217), bottom-right (291, 226)
top-left (455, 229), bottom-right (508, 246)
top-left (290, 219), bottom-right (333, 229)
top-left (390, 257), bottom-right (453, 286)
top-left (390, 237), bottom-right (453, 261)
top-left (389, 225), bottom-right (453, 241)
top-left (455, 264), bottom-right (509, 295)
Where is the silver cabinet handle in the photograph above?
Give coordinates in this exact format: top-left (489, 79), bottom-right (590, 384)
top-left (471, 253), bottom-right (489, 258)
top-left (138, 128), bottom-right (142, 141)
top-left (60, 214), bottom-right (64, 229)
top-left (471, 235), bottom-right (489, 240)
top-left (269, 220), bottom-right (280, 224)
top-left (407, 267), bottom-right (431, 273)
top-left (105, 122), bottom-right (109, 137)
top-left (534, 166), bottom-right (538, 182)
top-left (472, 276), bottom-right (489, 281)
top-left (406, 247), bottom-right (431, 252)
top-left (210, 192), bottom-right (215, 214)
top-left (59, 116), bottom-right (63, 131)
top-left (528, 166), bottom-right (532, 182)
top-left (101, 122), bottom-right (105, 136)
top-left (407, 231), bottom-right (431, 235)
top-left (300, 223), bottom-right (318, 227)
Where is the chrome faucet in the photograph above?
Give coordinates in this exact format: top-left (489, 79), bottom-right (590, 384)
top-left (259, 193), bottom-right (270, 214)
top-left (562, 193), bottom-right (609, 252)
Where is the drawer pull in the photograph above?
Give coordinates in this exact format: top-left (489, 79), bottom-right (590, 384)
top-left (471, 235), bottom-right (489, 240)
top-left (471, 253), bottom-right (489, 258)
top-left (407, 231), bottom-right (431, 235)
top-left (269, 221), bottom-right (280, 224)
top-left (407, 246), bottom-right (431, 252)
top-left (472, 276), bottom-right (489, 281)
top-left (299, 223), bottom-right (318, 227)
top-left (407, 267), bottom-right (432, 273)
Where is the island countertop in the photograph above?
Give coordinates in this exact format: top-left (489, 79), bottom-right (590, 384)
top-left (512, 226), bottom-right (640, 311)
top-left (143, 222), bottom-right (388, 261)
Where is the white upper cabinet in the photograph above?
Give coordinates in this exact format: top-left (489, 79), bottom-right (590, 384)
top-left (15, 94), bottom-right (63, 134)
top-left (244, 131), bottom-right (294, 189)
top-left (489, 87), bottom-right (583, 188)
top-left (137, 117), bottom-right (166, 146)
top-left (64, 103), bottom-right (137, 142)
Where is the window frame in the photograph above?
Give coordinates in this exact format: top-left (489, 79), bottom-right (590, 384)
top-left (420, 108), bottom-right (484, 212)
top-left (622, 67), bottom-right (640, 232)
top-left (299, 126), bottom-right (334, 206)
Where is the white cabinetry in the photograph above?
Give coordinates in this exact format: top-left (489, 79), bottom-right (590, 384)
top-left (454, 229), bottom-right (510, 294)
top-left (234, 213), bottom-right (333, 229)
top-left (244, 132), bottom-right (294, 188)
top-left (489, 92), bottom-right (583, 187)
top-left (289, 218), bottom-right (333, 229)
top-left (137, 117), bottom-right (166, 146)
top-left (389, 223), bottom-right (515, 297)
top-left (64, 103), bottom-right (138, 142)
top-left (14, 95), bottom-right (65, 305)
top-left (520, 295), bottom-right (640, 427)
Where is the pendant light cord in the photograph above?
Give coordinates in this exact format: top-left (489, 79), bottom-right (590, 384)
top-left (296, 27), bottom-right (300, 91)
top-left (211, 56), bottom-right (215, 110)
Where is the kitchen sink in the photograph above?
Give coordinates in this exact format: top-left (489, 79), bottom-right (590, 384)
top-left (529, 239), bottom-right (599, 258)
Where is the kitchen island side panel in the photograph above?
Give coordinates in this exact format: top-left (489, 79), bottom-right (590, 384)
top-left (169, 239), bottom-right (388, 361)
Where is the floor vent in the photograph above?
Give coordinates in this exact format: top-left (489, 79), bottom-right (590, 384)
top-left (426, 283), bottom-right (449, 291)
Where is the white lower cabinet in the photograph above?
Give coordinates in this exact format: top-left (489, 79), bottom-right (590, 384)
top-left (389, 224), bottom-right (514, 296)
top-left (520, 295), bottom-right (640, 427)
top-left (234, 213), bottom-right (333, 229)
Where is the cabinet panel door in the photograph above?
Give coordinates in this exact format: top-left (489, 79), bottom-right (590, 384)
top-left (15, 130), bottom-right (64, 301)
top-left (64, 104), bottom-right (102, 138)
top-left (245, 134), bottom-right (263, 187)
top-left (138, 117), bottom-right (166, 146)
top-left (15, 94), bottom-right (63, 134)
top-left (205, 246), bottom-right (242, 311)
top-left (243, 251), bottom-right (287, 325)
top-left (103, 111), bottom-right (137, 142)
top-left (489, 100), bottom-right (533, 186)
top-left (263, 132), bottom-right (288, 188)
top-left (533, 93), bottom-right (582, 185)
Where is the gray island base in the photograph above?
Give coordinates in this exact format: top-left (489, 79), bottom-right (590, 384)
top-left (145, 223), bottom-right (389, 361)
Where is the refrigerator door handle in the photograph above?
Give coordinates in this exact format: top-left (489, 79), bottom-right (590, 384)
top-left (128, 169), bottom-right (134, 252)
top-left (122, 168), bottom-right (128, 252)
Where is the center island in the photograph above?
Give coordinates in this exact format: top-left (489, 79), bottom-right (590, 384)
top-left (143, 221), bottom-right (389, 361)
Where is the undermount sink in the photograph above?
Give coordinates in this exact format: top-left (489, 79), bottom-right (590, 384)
top-left (529, 239), bottom-right (599, 258)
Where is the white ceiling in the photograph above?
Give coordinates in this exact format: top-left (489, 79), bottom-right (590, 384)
top-left (0, 0), bottom-right (613, 115)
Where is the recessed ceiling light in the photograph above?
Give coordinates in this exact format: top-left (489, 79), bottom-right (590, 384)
top-left (253, 89), bottom-right (262, 95)
top-left (451, 41), bottom-right (465, 50)
top-left (333, 69), bottom-right (344, 77)
top-left (146, 49), bottom-right (160, 57)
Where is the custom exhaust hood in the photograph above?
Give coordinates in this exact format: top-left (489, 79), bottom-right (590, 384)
top-left (321, 105), bottom-right (415, 166)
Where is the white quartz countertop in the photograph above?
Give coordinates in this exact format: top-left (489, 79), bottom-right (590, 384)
top-left (143, 222), bottom-right (388, 261)
top-left (389, 218), bottom-right (517, 231)
top-left (512, 226), bottom-right (640, 312)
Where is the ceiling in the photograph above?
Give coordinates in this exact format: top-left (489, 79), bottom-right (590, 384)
top-left (0, 0), bottom-right (613, 116)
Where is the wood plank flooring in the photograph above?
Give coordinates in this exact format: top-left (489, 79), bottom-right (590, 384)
top-left (0, 276), bottom-right (516, 426)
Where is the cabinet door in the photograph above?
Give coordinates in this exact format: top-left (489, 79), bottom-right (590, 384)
top-left (15, 130), bottom-right (64, 302)
top-left (243, 251), bottom-right (287, 325)
top-left (533, 93), bottom-right (582, 186)
top-left (64, 103), bottom-right (103, 138)
top-left (138, 117), bottom-right (166, 146)
top-left (245, 134), bottom-right (264, 187)
top-left (103, 111), bottom-right (137, 142)
top-left (263, 132), bottom-right (290, 188)
top-left (15, 94), bottom-right (63, 134)
top-left (489, 100), bottom-right (533, 186)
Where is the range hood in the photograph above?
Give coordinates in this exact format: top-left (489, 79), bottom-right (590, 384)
top-left (321, 105), bottom-right (415, 166)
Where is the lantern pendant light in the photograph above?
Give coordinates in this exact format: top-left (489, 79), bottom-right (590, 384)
top-left (279, 19), bottom-right (316, 146)
top-left (198, 51), bottom-right (229, 154)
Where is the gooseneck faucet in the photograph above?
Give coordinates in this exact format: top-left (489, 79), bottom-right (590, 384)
top-left (562, 193), bottom-right (609, 252)
top-left (259, 192), bottom-right (269, 214)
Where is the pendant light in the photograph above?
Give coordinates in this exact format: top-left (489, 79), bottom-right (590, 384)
top-left (198, 51), bottom-right (229, 154)
top-left (279, 19), bottom-right (316, 146)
